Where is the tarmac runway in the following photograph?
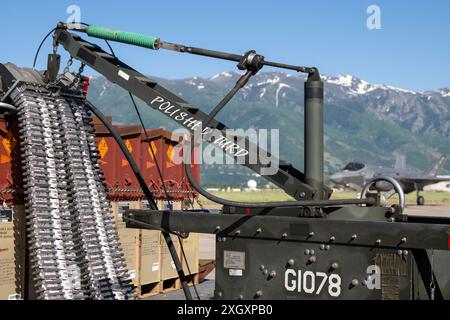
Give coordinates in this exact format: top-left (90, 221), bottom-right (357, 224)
top-left (404, 205), bottom-right (450, 217)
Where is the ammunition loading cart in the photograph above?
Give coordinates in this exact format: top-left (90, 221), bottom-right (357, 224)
top-left (1, 22), bottom-right (449, 300)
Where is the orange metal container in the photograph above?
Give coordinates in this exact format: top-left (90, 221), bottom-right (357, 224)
top-left (139, 129), bottom-right (164, 199)
top-left (0, 116), bottom-right (199, 203)
top-left (92, 119), bottom-right (199, 201)
top-left (0, 118), bottom-right (16, 204)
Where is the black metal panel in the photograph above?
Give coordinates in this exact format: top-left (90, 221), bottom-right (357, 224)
top-left (215, 238), bottom-right (413, 300)
top-left (125, 209), bottom-right (450, 250)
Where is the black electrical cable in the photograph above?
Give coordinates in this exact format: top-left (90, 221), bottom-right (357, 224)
top-left (32, 27), bottom-right (57, 69)
top-left (127, 92), bottom-right (200, 300)
top-left (178, 235), bottom-right (201, 299)
top-left (128, 93), bottom-right (174, 206)
top-left (34, 23), bottom-right (114, 71)
top-left (184, 156), bottom-right (373, 207)
top-left (99, 38), bottom-right (197, 300)
top-left (183, 73), bottom-right (376, 208)
top-left (84, 101), bottom-right (158, 209)
top-left (0, 102), bottom-right (17, 112)
top-left (84, 100), bottom-right (194, 300)
top-left (104, 40), bottom-right (116, 57)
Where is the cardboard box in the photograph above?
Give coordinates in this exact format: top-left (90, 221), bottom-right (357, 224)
top-left (181, 233), bottom-right (199, 275)
top-left (160, 234), bottom-right (181, 281)
top-left (139, 202), bottom-right (161, 285)
top-left (0, 222), bottom-right (15, 300)
top-left (113, 201), bottom-right (161, 292)
top-left (139, 230), bottom-right (160, 285)
top-left (112, 202), bottom-right (139, 285)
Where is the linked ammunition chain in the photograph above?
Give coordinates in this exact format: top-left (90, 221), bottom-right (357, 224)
top-left (12, 83), bottom-right (135, 300)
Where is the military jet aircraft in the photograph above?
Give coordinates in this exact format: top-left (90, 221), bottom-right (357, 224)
top-left (330, 155), bottom-right (448, 205)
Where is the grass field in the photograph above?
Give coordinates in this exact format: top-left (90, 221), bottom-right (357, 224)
top-left (199, 190), bottom-right (450, 206)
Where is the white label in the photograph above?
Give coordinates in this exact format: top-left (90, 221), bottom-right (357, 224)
top-left (285, 269), bottom-right (342, 298)
top-left (171, 261), bottom-right (176, 269)
top-left (129, 270), bottom-right (136, 280)
top-left (118, 70), bottom-right (130, 81)
top-left (224, 251), bottom-right (245, 269)
top-left (152, 262), bottom-right (159, 272)
top-left (229, 269), bottom-right (243, 277)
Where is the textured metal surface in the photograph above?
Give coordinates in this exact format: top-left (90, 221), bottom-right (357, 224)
top-left (215, 238), bottom-right (413, 300)
top-left (93, 122), bottom-right (200, 201)
top-left (12, 83), bottom-right (135, 300)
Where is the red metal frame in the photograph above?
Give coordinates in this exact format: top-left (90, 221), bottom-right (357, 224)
top-left (0, 117), bottom-right (199, 204)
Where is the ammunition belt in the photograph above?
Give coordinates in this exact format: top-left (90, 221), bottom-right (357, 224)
top-left (12, 84), bottom-right (135, 300)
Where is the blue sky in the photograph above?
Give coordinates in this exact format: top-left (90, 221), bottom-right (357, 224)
top-left (1, 0), bottom-right (449, 92)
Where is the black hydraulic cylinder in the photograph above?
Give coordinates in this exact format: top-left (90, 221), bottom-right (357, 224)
top-left (304, 69), bottom-right (324, 200)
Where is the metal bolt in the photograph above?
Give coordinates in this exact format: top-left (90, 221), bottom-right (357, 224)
top-left (351, 279), bottom-right (359, 287)
top-left (351, 234), bottom-right (358, 240)
top-left (403, 250), bottom-right (409, 256)
top-left (238, 294), bottom-right (244, 300)
top-left (325, 245), bottom-right (331, 250)
top-left (320, 244), bottom-right (325, 250)
top-left (397, 250), bottom-right (403, 256)
top-left (235, 230), bottom-right (241, 236)
top-left (263, 269), bottom-right (268, 276)
top-left (375, 239), bottom-right (382, 245)
top-left (260, 265), bottom-right (265, 271)
top-left (215, 226), bottom-right (221, 232)
top-left (256, 228), bottom-right (262, 234)
top-left (309, 231), bottom-right (315, 237)
top-left (282, 233), bottom-right (288, 239)
top-left (400, 237), bottom-right (407, 244)
top-left (299, 192), bottom-right (306, 198)
top-left (269, 271), bottom-right (277, 278)
top-left (304, 249), bottom-right (310, 255)
top-left (388, 217), bottom-right (395, 223)
top-left (308, 256), bottom-right (317, 264)
top-left (331, 262), bottom-right (339, 270)
top-left (217, 291), bottom-right (223, 298)
top-left (255, 290), bottom-right (263, 298)
top-left (287, 259), bottom-right (295, 267)
top-left (330, 236), bottom-right (336, 242)
top-left (310, 249), bottom-right (315, 255)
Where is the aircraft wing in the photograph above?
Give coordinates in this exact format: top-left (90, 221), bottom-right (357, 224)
top-left (398, 177), bottom-right (450, 186)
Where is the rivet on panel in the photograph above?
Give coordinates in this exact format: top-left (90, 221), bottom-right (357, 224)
top-left (331, 262), bottom-right (339, 270)
top-left (351, 279), bottom-right (359, 288)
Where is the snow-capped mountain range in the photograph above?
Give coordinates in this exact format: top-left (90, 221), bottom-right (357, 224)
top-left (192, 71), bottom-right (450, 138)
top-left (88, 71), bottom-right (450, 183)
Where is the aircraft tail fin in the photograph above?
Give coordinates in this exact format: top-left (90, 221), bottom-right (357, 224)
top-left (429, 155), bottom-right (448, 176)
top-left (394, 153), bottom-right (406, 170)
